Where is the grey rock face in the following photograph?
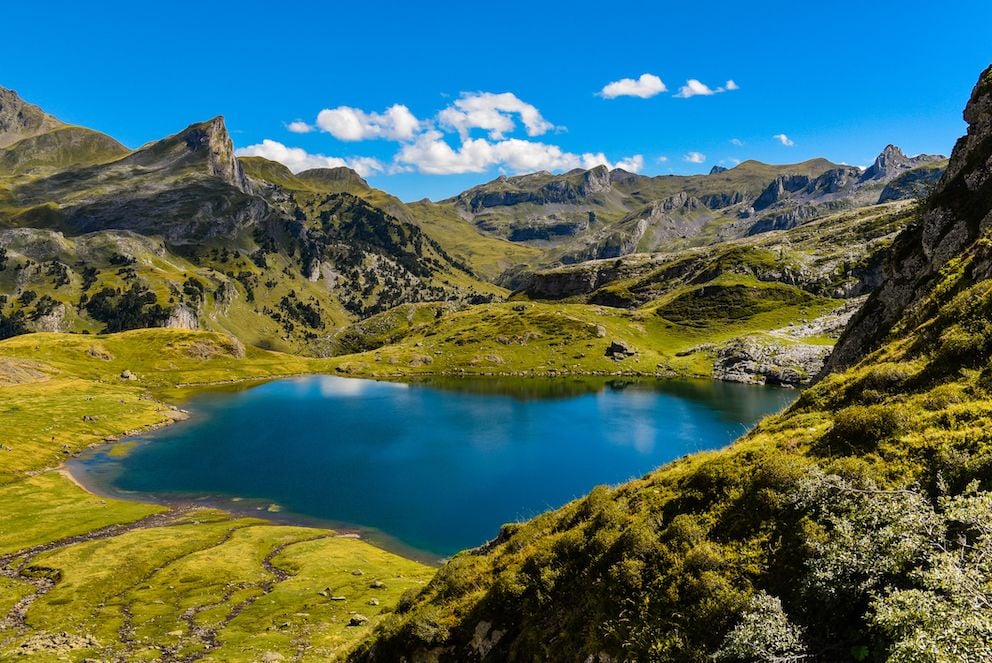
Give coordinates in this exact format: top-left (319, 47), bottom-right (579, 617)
top-left (828, 66), bottom-right (992, 371)
top-left (581, 165), bottom-right (612, 194)
top-left (860, 144), bottom-right (944, 182)
top-left (754, 175), bottom-right (812, 211)
top-left (713, 337), bottom-right (831, 387)
top-left (165, 303), bottom-right (199, 330)
top-left (0, 87), bottom-right (64, 148)
top-left (31, 302), bottom-right (68, 332)
top-left (605, 340), bottom-right (636, 360)
top-left (878, 164), bottom-right (946, 203)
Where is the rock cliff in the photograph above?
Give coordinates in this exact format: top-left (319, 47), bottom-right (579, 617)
top-left (829, 65), bottom-right (992, 370)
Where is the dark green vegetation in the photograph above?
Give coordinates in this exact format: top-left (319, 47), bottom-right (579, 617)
top-left (348, 65), bottom-right (992, 662)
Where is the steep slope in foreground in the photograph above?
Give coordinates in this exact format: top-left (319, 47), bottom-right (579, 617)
top-left (353, 65), bottom-right (992, 663)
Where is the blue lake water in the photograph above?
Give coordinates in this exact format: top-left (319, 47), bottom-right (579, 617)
top-left (68, 375), bottom-right (796, 561)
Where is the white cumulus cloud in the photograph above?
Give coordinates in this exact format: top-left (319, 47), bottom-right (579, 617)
top-left (599, 73), bottom-right (667, 99)
top-left (235, 139), bottom-right (383, 177)
top-left (315, 104), bottom-right (421, 141)
top-left (615, 155), bottom-right (645, 172)
top-left (730, 138), bottom-right (744, 146)
top-left (394, 130), bottom-right (642, 175)
top-left (286, 120), bottom-right (313, 134)
top-left (437, 92), bottom-right (555, 140)
top-left (683, 151), bottom-right (706, 164)
top-left (773, 133), bottom-right (796, 147)
top-left (675, 79), bottom-right (739, 98)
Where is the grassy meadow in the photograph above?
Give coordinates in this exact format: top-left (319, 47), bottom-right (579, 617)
top-left (0, 329), bottom-right (434, 661)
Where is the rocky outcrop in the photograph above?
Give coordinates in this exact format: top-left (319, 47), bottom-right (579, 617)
top-left (507, 214), bottom-right (590, 242)
top-left (746, 204), bottom-right (820, 235)
top-left (860, 144), bottom-right (944, 182)
top-left (0, 87), bottom-right (64, 148)
top-left (558, 193), bottom-right (711, 263)
top-left (120, 116), bottom-right (252, 194)
top-left (581, 165), bottom-right (612, 194)
top-left (560, 218), bottom-right (646, 263)
top-left (753, 175), bottom-right (812, 210)
top-left (700, 191), bottom-right (744, 209)
top-left (467, 179), bottom-right (584, 211)
top-left (806, 166), bottom-right (862, 195)
top-left (165, 303), bottom-right (199, 330)
top-left (605, 339), bottom-right (636, 360)
top-left (829, 66), bottom-right (992, 370)
top-left (713, 337), bottom-right (831, 386)
top-left (878, 162), bottom-right (947, 203)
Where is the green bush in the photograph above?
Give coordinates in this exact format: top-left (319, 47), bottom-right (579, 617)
top-left (829, 405), bottom-right (906, 449)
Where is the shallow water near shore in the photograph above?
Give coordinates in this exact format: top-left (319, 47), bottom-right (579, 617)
top-left (68, 375), bottom-right (796, 560)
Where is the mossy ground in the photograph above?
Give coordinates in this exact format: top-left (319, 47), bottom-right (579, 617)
top-left (0, 329), bottom-right (433, 661)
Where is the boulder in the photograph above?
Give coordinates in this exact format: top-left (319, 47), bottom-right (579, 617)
top-left (604, 340), bottom-right (636, 360)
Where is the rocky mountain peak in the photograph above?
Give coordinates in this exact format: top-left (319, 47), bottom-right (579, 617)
top-left (182, 116), bottom-right (251, 192)
top-left (0, 86), bottom-right (65, 148)
top-left (125, 116), bottom-right (252, 194)
top-left (581, 165), bottom-right (612, 193)
top-left (860, 143), bottom-right (947, 183)
top-left (709, 165), bottom-right (728, 175)
top-left (829, 65), bottom-right (992, 369)
top-left (860, 144), bottom-right (912, 181)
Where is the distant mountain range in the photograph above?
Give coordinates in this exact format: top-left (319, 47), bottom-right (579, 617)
top-left (0, 85), bottom-right (946, 363)
top-left (442, 146), bottom-right (945, 268)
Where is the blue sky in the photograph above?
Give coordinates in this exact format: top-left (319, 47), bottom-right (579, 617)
top-left (2, 0), bottom-right (990, 200)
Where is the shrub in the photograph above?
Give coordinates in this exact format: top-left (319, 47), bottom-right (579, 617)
top-left (829, 404), bottom-right (906, 450)
top-left (862, 362), bottom-right (918, 392)
top-left (0, 309), bottom-right (28, 339)
top-left (716, 592), bottom-right (807, 662)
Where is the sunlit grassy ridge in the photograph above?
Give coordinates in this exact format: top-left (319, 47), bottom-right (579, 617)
top-left (330, 285), bottom-right (838, 379)
top-left (0, 329), bottom-right (433, 661)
